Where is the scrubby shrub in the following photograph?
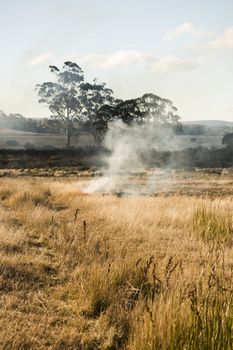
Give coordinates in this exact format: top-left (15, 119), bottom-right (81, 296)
top-left (222, 133), bottom-right (233, 148)
top-left (40, 145), bottom-right (57, 150)
top-left (6, 140), bottom-right (18, 147)
top-left (24, 142), bottom-right (37, 149)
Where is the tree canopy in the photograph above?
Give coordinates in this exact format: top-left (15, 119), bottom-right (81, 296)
top-left (36, 62), bottom-right (114, 147)
top-left (36, 61), bottom-right (182, 148)
top-left (36, 61), bottom-right (85, 147)
top-left (79, 79), bottom-right (114, 144)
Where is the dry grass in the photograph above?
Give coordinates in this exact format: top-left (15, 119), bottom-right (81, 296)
top-left (0, 176), bottom-right (232, 349)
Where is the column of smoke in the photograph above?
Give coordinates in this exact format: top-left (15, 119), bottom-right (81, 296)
top-left (85, 119), bottom-right (175, 195)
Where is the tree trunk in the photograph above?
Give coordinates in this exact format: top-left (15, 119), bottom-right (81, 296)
top-left (65, 111), bottom-right (71, 148)
top-left (66, 127), bottom-right (71, 148)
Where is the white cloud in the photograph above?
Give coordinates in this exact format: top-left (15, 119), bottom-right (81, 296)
top-left (165, 22), bottom-right (200, 40)
top-left (87, 32), bottom-right (96, 38)
top-left (36, 50), bottom-right (200, 73)
top-left (70, 50), bottom-right (200, 72)
top-left (150, 55), bottom-right (200, 72)
top-left (74, 50), bottom-right (153, 68)
top-left (29, 52), bottom-right (53, 66)
top-left (207, 26), bottom-right (233, 49)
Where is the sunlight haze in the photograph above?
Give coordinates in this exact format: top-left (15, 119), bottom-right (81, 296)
top-left (0, 0), bottom-right (233, 121)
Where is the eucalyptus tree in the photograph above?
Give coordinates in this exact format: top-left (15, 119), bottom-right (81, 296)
top-left (81, 79), bottom-right (114, 145)
top-left (36, 61), bottom-right (84, 148)
top-left (104, 93), bottom-right (182, 150)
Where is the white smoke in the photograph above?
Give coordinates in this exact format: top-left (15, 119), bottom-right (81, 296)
top-left (85, 119), bottom-right (175, 195)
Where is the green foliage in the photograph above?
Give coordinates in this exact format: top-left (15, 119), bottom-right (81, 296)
top-left (80, 79), bottom-right (114, 145)
top-left (36, 63), bottom-right (114, 147)
top-left (105, 93), bottom-right (180, 127)
top-left (36, 62), bottom-right (85, 147)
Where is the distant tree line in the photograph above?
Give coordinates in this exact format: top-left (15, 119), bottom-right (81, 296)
top-left (182, 124), bottom-right (233, 136)
top-left (0, 110), bottom-right (63, 134)
top-left (182, 124), bottom-right (206, 135)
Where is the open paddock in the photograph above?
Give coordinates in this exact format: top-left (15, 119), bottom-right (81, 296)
top-left (0, 174), bottom-right (232, 349)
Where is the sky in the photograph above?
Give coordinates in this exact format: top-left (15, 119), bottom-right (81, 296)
top-left (0, 0), bottom-right (233, 121)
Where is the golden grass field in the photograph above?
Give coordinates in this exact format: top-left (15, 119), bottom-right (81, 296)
top-left (0, 172), bottom-right (232, 349)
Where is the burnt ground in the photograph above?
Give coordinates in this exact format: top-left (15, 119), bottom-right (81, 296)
top-left (0, 148), bottom-right (106, 169)
top-left (0, 146), bottom-right (232, 170)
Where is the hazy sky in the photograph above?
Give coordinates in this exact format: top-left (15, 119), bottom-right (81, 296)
top-left (1, 0), bottom-right (233, 121)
